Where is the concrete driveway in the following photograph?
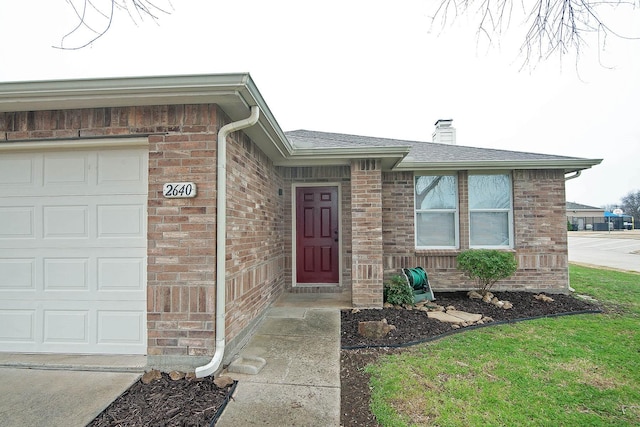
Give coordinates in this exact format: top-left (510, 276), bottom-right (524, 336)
top-left (0, 354), bottom-right (144, 427)
top-left (568, 230), bottom-right (640, 273)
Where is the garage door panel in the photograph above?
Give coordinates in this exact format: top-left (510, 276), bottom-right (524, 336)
top-left (97, 150), bottom-right (146, 185)
top-left (98, 257), bottom-right (144, 291)
top-left (0, 258), bottom-right (35, 289)
top-left (0, 155), bottom-right (36, 187)
top-left (0, 147), bottom-right (147, 355)
top-left (44, 154), bottom-right (89, 185)
top-left (44, 258), bottom-right (89, 290)
top-left (43, 205), bottom-right (89, 238)
top-left (43, 310), bottom-right (89, 343)
top-left (98, 310), bottom-right (145, 344)
top-left (1, 250), bottom-right (146, 296)
top-left (0, 207), bottom-right (34, 238)
top-left (0, 310), bottom-right (35, 342)
top-left (97, 204), bottom-right (145, 237)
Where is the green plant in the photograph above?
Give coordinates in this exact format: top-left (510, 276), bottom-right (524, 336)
top-left (457, 249), bottom-right (518, 293)
top-left (383, 275), bottom-right (413, 305)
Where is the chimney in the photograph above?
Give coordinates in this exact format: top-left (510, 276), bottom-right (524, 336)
top-left (432, 119), bottom-right (456, 145)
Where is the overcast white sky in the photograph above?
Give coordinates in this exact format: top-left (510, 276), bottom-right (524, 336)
top-left (1, 0), bottom-right (639, 208)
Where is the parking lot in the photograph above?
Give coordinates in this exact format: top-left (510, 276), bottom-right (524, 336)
top-left (568, 230), bottom-right (640, 273)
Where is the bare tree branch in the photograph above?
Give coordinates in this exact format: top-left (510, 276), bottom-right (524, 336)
top-left (432, 0), bottom-right (639, 65)
top-left (54, 0), bottom-right (173, 50)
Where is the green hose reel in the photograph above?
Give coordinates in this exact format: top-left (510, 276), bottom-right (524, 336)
top-left (402, 267), bottom-right (435, 303)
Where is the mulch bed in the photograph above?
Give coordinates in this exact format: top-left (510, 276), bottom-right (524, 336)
top-left (88, 291), bottom-right (600, 426)
top-left (88, 372), bottom-right (235, 427)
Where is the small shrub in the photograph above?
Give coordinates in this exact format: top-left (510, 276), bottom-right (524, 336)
top-left (457, 249), bottom-right (518, 294)
top-left (383, 275), bottom-right (413, 305)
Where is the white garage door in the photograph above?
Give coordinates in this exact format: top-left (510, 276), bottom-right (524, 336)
top-left (0, 145), bottom-right (148, 354)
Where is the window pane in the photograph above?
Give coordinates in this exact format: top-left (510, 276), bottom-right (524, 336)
top-left (470, 212), bottom-right (509, 246)
top-left (415, 176), bottom-right (457, 209)
top-left (416, 212), bottom-right (456, 247)
top-left (469, 174), bottom-right (510, 209)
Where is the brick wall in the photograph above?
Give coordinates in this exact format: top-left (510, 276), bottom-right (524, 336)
top-left (351, 159), bottom-right (384, 307)
top-left (1, 105), bottom-right (286, 361)
top-left (224, 131), bottom-right (285, 340)
top-left (382, 169), bottom-right (569, 293)
top-left (510, 169), bottom-right (569, 291)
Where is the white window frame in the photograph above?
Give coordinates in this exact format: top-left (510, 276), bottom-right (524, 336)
top-left (468, 172), bottom-right (514, 249)
top-left (414, 173), bottom-right (459, 250)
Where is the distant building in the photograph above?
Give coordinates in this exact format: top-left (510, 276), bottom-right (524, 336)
top-left (567, 202), bottom-right (634, 231)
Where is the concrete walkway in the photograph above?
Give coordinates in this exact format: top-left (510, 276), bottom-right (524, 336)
top-left (216, 299), bottom-right (344, 426)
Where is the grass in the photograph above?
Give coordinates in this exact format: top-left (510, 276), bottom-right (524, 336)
top-left (365, 265), bottom-right (640, 426)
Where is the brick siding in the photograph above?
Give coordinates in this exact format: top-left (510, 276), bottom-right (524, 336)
top-left (383, 169), bottom-right (570, 293)
top-left (351, 159), bottom-right (384, 306)
top-left (1, 106), bottom-right (286, 359)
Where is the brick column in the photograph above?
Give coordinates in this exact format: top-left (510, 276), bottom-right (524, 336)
top-left (351, 159), bottom-right (384, 307)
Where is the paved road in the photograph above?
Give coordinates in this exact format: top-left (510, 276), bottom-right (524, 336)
top-left (568, 230), bottom-right (640, 273)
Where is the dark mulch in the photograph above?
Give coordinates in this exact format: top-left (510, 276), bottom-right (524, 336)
top-left (88, 291), bottom-right (600, 427)
top-left (88, 372), bottom-right (235, 427)
top-left (340, 291), bottom-right (602, 426)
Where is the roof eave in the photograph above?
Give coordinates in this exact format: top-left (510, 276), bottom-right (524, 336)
top-left (394, 158), bottom-right (603, 173)
top-left (0, 73), bottom-right (293, 162)
top-left (274, 146), bottom-right (411, 168)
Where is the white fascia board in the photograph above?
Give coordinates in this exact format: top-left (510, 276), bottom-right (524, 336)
top-left (0, 74), bottom-right (251, 111)
top-left (274, 145), bottom-right (411, 168)
top-left (395, 158), bottom-right (603, 173)
top-left (0, 73), bottom-right (293, 160)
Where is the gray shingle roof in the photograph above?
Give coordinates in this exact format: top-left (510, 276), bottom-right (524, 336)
top-left (285, 130), bottom-right (601, 172)
top-left (285, 129), bottom-right (581, 163)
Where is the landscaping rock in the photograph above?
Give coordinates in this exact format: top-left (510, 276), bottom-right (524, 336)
top-left (493, 300), bottom-right (505, 308)
top-left (358, 319), bottom-right (396, 339)
top-left (535, 294), bottom-right (555, 303)
top-left (213, 375), bottom-right (235, 388)
top-left (141, 369), bottom-right (162, 384)
top-left (169, 371), bottom-right (185, 381)
top-left (468, 290), bottom-right (483, 299)
top-left (446, 310), bottom-right (483, 323)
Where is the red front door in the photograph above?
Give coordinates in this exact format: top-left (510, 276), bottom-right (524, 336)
top-left (296, 186), bottom-right (339, 284)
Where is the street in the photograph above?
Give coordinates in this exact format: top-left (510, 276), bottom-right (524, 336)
top-left (568, 230), bottom-right (640, 273)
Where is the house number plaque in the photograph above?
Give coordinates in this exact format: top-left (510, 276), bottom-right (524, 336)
top-left (163, 182), bottom-right (197, 198)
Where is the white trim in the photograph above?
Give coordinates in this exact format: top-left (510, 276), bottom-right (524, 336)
top-left (291, 183), bottom-right (342, 288)
top-left (468, 172), bottom-right (514, 249)
top-left (0, 137), bottom-right (149, 152)
top-left (414, 173), bottom-right (460, 250)
top-left (396, 158), bottom-right (601, 173)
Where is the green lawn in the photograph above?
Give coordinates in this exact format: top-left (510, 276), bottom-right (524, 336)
top-left (366, 265), bottom-right (640, 426)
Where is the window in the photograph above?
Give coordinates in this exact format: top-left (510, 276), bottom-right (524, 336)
top-left (414, 175), bottom-right (458, 248)
top-left (468, 173), bottom-right (513, 247)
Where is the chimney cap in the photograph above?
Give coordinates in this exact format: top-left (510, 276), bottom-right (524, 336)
top-left (434, 119), bottom-right (453, 127)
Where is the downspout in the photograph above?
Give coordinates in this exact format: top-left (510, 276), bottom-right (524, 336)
top-left (564, 170), bottom-right (581, 181)
top-left (196, 105), bottom-right (260, 378)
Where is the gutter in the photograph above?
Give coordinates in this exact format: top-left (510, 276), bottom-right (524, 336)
top-left (195, 106), bottom-right (260, 378)
top-left (394, 158), bottom-right (602, 172)
top-left (564, 170), bottom-right (581, 181)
